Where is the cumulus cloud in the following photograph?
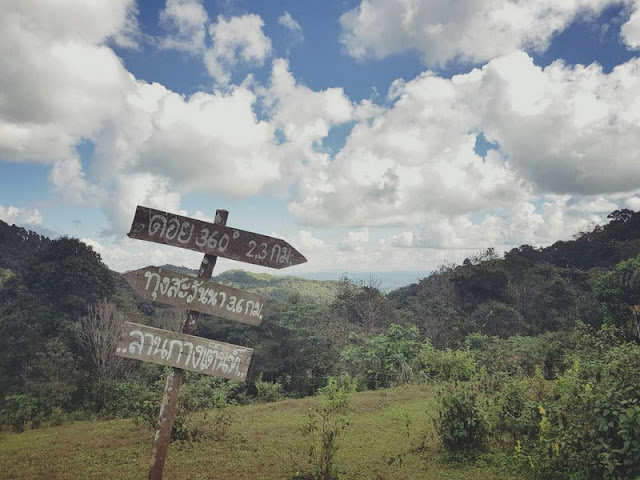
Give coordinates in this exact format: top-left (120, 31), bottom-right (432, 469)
top-left (0, 0), bottom-right (138, 202)
top-left (159, 0), bottom-right (208, 53)
top-left (621, 1), bottom-right (640, 48)
top-left (382, 197), bottom-right (609, 253)
top-left (0, 205), bottom-right (43, 226)
top-left (625, 195), bottom-right (640, 210)
top-left (136, 87), bottom-right (280, 194)
top-left (339, 0), bottom-right (637, 66)
top-left (339, 228), bottom-right (370, 251)
top-left (265, 59), bottom-right (353, 154)
top-left (289, 51), bottom-right (640, 229)
top-left (295, 230), bottom-right (325, 250)
top-left (204, 14), bottom-right (272, 84)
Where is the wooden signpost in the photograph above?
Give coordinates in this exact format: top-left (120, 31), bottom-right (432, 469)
top-left (116, 322), bottom-right (252, 380)
top-left (117, 206), bottom-right (306, 480)
top-left (122, 266), bottom-right (266, 326)
top-left (127, 205), bottom-right (306, 269)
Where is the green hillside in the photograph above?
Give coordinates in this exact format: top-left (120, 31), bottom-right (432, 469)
top-left (0, 384), bottom-right (518, 480)
top-left (160, 266), bottom-right (343, 304)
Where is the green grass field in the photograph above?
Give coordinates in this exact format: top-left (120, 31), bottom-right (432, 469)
top-left (0, 385), bottom-right (519, 480)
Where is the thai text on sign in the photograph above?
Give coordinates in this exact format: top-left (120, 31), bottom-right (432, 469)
top-left (127, 206), bottom-right (306, 269)
top-left (122, 266), bottom-right (266, 326)
top-left (116, 322), bottom-right (252, 380)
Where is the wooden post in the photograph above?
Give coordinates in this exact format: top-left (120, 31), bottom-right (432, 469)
top-left (147, 209), bottom-right (229, 480)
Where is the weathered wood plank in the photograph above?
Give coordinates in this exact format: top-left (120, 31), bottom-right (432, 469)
top-left (122, 266), bottom-right (266, 326)
top-left (127, 206), bottom-right (306, 269)
top-left (116, 322), bottom-right (252, 380)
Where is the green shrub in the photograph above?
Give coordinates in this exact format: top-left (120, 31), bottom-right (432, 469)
top-left (48, 406), bottom-right (69, 427)
top-left (341, 324), bottom-right (421, 389)
top-left (418, 341), bottom-right (477, 382)
top-left (134, 372), bottom-right (240, 444)
top-left (488, 375), bottom-right (541, 447)
top-left (470, 332), bottom-right (570, 379)
top-left (435, 382), bottom-right (489, 454)
top-left (255, 373), bottom-right (286, 402)
top-left (0, 394), bottom-right (44, 432)
top-left (100, 380), bottom-right (156, 418)
top-left (519, 326), bottom-right (640, 480)
top-left (292, 374), bottom-right (355, 480)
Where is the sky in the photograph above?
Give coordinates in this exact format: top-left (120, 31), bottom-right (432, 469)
top-left (1, 0), bottom-right (640, 279)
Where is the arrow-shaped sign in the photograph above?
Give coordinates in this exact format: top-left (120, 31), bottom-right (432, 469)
top-left (116, 322), bottom-right (252, 380)
top-left (122, 266), bottom-right (266, 326)
top-left (127, 206), bottom-right (307, 269)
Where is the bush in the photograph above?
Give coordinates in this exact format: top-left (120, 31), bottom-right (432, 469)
top-left (255, 373), bottom-right (286, 402)
top-left (134, 372), bottom-right (240, 444)
top-left (418, 341), bottom-right (477, 382)
top-left (488, 374), bottom-right (542, 447)
top-left (341, 324), bottom-right (421, 389)
top-left (100, 381), bottom-right (156, 418)
top-left (517, 326), bottom-right (640, 480)
top-left (435, 382), bottom-right (489, 455)
top-left (0, 394), bottom-right (44, 432)
top-left (470, 332), bottom-right (570, 379)
top-left (292, 374), bottom-right (356, 480)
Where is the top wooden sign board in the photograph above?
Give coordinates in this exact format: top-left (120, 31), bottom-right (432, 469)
top-left (127, 206), bottom-right (307, 269)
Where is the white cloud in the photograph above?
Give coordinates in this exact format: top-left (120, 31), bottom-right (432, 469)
top-left (0, 205), bottom-right (43, 226)
top-left (622, 1), bottom-right (640, 49)
top-left (289, 52), bottom-right (640, 229)
top-left (382, 197), bottom-right (610, 252)
top-left (339, 228), bottom-right (370, 251)
top-left (278, 11), bottom-right (304, 43)
top-left (339, 0), bottom-right (630, 66)
top-left (101, 173), bottom-right (183, 236)
top-left (478, 53), bottom-right (640, 194)
top-left (159, 0), bottom-right (208, 53)
top-left (204, 14), bottom-right (272, 84)
top-left (626, 195), bottom-right (640, 210)
top-left (568, 196), bottom-right (620, 213)
top-left (0, 0), bottom-right (138, 202)
top-left (82, 237), bottom-right (204, 273)
top-left (136, 87), bottom-right (280, 193)
top-left (295, 230), bottom-right (325, 251)
top-left (265, 59), bottom-right (353, 154)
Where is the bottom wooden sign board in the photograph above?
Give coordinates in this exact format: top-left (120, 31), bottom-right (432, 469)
top-left (116, 322), bottom-right (252, 380)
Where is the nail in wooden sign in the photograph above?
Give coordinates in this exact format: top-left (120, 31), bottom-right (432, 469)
top-left (127, 206), bottom-right (307, 269)
top-left (122, 266), bottom-right (266, 326)
top-left (116, 322), bottom-right (252, 380)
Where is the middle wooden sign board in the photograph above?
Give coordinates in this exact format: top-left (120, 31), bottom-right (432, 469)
top-left (122, 266), bottom-right (266, 326)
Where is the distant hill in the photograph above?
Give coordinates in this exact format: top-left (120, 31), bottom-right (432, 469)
top-left (160, 266), bottom-right (342, 304)
top-left (0, 219), bottom-right (50, 271)
top-left (292, 271), bottom-right (425, 292)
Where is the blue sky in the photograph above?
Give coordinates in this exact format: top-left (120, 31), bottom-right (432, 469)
top-left (1, 0), bottom-right (640, 277)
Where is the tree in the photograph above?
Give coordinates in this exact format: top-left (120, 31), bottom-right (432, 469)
top-left (78, 300), bottom-right (128, 387)
top-left (0, 237), bottom-right (115, 398)
top-left (21, 236), bottom-right (115, 320)
top-left (332, 276), bottom-right (395, 333)
top-left (592, 254), bottom-right (640, 338)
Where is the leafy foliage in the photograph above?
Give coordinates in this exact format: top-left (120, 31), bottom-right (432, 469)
top-left (0, 219), bottom-right (49, 271)
top-left (0, 237), bottom-right (114, 400)
top-left (341, 324), bottom-right (421, 389)
top-left (592, 253), bottom-right (640, 338)
top-left (0, 394), bottom-right (44, 432)
top-left (292, 374), bottom-right (356, 480)
top-left (435, 382), bottom-right (489, 454)
top-left (527, 326), bottom-right (640, 480)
